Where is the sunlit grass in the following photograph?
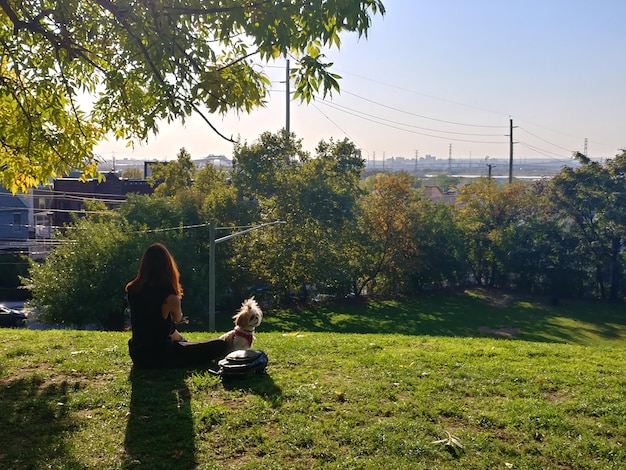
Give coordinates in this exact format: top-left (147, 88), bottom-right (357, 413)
top-left (1, 289), bottom-right (626, 469)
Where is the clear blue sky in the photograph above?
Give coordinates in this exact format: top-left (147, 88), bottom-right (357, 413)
top-left (95, 1), bottom-right (626, 165)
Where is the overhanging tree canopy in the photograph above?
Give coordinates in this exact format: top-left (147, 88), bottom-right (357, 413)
top-left (0, 0), bottom-right (385, 192)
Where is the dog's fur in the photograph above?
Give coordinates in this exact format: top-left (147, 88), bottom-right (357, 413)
top-left (219, 297), bottom-right (263, 352)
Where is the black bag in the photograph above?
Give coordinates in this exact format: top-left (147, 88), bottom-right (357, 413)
top-left (214, 349), bottom-right (268, 379)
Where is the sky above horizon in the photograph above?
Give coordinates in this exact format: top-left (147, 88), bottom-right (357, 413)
top-left (94, 1), bottom-right (626, 166)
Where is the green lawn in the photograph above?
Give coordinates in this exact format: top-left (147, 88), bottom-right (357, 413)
top-left (1, 288), bottom-right (625, 469)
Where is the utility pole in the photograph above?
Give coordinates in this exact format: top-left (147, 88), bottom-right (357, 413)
top-left (448, 144), bottom-right (452, 173)
top-left (487, 163), bottom-right (494, 180)
top-left (285, 59), bottom-right (290, 133)
top-left (508, 118), bottom-right (517, 184)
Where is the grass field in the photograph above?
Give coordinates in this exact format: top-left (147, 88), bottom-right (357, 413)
top-left (1, 288), bottom-right (625, 469)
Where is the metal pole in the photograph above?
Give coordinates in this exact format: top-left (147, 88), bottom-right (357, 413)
top-left (208, 220), bottom-right (215, 332)
top-left (215, 221), bottom-right (285, 244)
top-left (509, 118), bottom-right (514, 184)
top-left (286, 59), bottom-right (290, 133)
top-left (207, 220), bottom-right (285, 332)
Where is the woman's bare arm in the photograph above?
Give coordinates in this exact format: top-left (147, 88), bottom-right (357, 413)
top-left (162, 294), bottom-right (184, 323)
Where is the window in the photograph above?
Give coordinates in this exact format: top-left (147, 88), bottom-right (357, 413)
top-left (13, 213), bottom-right (22, 232)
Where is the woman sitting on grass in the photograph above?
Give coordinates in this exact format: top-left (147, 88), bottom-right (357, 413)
top-left (125, 242), bottom-right (228, 368)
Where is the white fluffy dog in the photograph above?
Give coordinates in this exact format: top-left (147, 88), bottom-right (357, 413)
top-left (219, 297), bottom-right (263, 351)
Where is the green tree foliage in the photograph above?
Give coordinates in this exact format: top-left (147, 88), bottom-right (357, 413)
top-left (407, 200), bottom-right (467, 290)
top-left (28, 201), bottom-right (141, 328)
top-left (232, 129), bottom-right (307, 199)
top-left (456, 179), bottom-right (536, 287)
top-left (121, 193), bottom-right (185, 229)
top-left (194, 163), bottom-right (249, 224)
top-left (193, 163), bottom-right (259, 309)
top-left (122, 164), bottom-right (257, 314)
top-left (230, 133), bottom-right (365, 302)
top-left (228, 130), bottom-right (307, 300)
top-left (121, 167), bottom-right (143, 179)
top-left (302, 139), bottom-right (367, 297)
top-left (358, 172), bottom-right (466, 296)
top-left (455, 175), bottom-right (609, 298)
top-left (497, 179), bottom-right (582, 296)
top-left (27, 129), bottom-right (626, 330)
top-left (275, 138), bottom-right (365, 299)
top-left (122, 192), bottom-right (208, 309)
top-left (29, 186), bottom-right (252, 328)
top-left (0, 0), bottom-right (385, 193)
top-left (0, 253), bottom-right (32, 300)
top-left (549, 152), bottom-right (626, 300)
top-left (148, 147), bottom-right (195, 196)
top-left (357, 172), bottom-right (423, 295)
top-left (118, 193), bottom-right (212, 316)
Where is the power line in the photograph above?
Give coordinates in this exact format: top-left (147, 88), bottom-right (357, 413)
top-left (54, 194), bottom-right (127, 204)
top-left (269, 58), bottom-right (618, 159)
top-left (0, 222), bottom-right (262, 252)
top-left (517, 141), bottom-right (572, 160)
top-left (311, 102), bottom-right (365, 151)
top-left (340, 90), bottom-right (508, 129)
top-left (518, 127), bottom-right (576, 153)
top-left (316, 100), bottom-right (507, 144)
top-left (34, 186), bottom-right (136, 200)
top-left (319, 100), bottom-right (507, 138)
top-left (331, 67), bottom-right (511, 120)
top-left (0, 207), bottom-right (114, 214)
top-left (514, 117), bottom-right (614, 148)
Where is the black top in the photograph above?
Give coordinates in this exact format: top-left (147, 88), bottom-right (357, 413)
top-left (127, 284), bottom-right (175, 367)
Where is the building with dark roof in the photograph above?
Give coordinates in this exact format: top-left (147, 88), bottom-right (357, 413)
top-left (52, 172), bottom-right (152, 226)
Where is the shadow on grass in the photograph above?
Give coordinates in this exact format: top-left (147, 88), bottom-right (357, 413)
top-left (125, 367), bottom-right (197, 469)
top-left (124, 367), bottom-right (283, 469)
top-left (221, 372), bottom-right (283, 406)
top-left (259, 289), bottom-right (626, 345)
top-left (0, 375), bottom-right (82, 468)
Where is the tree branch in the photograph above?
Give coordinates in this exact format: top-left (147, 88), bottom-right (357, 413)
top-left (94, 0), bottom-right (178, 111)
top-left (189, 103), bottom-right (235, 143)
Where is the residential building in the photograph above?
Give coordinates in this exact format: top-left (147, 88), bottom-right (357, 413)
top-left (423, 186), bottom-right (458, 204)
top-left (0, 188), bottom-right (29, 253)
top-left (52, 172), bottom-right (152, 227)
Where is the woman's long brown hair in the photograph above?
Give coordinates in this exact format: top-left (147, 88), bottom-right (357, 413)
top-left (125, 243), bottom-right (183, 296)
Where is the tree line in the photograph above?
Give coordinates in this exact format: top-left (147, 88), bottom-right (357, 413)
top-left (25, 132), bottom-right (626, 329)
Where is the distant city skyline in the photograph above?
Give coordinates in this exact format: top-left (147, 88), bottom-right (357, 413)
top-left (95, 2), bottom-right (626, 164)
top-left (101, 153), bottom-right (578, 180)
